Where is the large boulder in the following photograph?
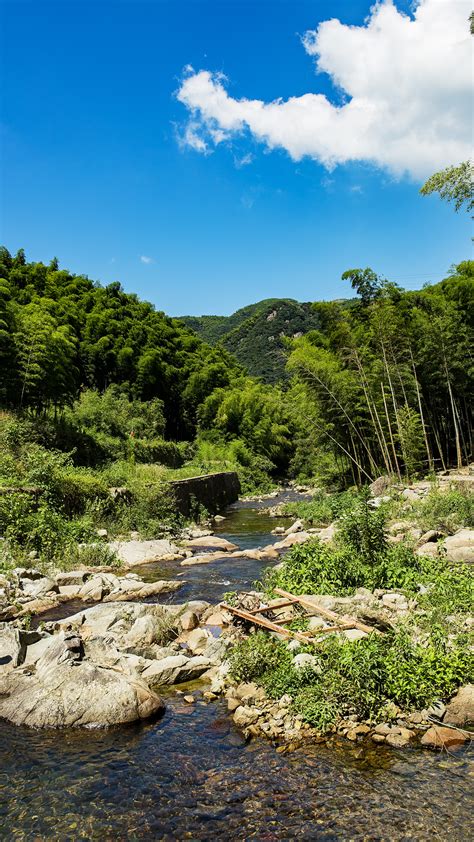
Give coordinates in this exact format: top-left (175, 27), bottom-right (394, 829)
top-left (108, 539), bottom-right (183, 567)
top-left (420, 725), bottom-right (468, 750)
top-left (444, 685), bottom-right (474, 728)
top-left (0, 631), bottom-right (164, 728)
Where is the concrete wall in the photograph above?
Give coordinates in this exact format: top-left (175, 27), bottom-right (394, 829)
top-left (170, 471), bottom-right (240, 517)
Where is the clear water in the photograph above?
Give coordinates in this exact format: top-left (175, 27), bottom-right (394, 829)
top-left (3, 494), bottom-right (473, 840)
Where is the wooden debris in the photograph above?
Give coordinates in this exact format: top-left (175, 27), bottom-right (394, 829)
top-left (273, 588), bottom-right (383, 635)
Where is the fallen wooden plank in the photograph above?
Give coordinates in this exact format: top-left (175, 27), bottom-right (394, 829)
top-left (220, 603), bottom-right (311, 643)
top-left (273, 588), bottom-right (383, 635)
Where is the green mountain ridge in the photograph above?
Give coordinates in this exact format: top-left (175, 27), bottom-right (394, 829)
top-left (180, 298), bottom-right (322, 382)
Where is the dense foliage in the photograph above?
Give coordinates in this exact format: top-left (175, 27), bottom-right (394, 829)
top-left (287, 261), bottom-right (473, 483)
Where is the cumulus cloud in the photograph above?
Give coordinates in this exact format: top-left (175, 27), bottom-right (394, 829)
top-left (176, 0), bottom-right (472, 178)
top-left (140, 255), bottom-right (154, 264)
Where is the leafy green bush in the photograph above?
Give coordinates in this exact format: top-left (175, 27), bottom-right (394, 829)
top-left (407, 487), bottom-right (474, 533)
top-left (337, 489), bottom-right (387, 562)
top-left (228, 627), bottom-right (474, 732)
top-left (282, 489), bottom-right (358, 526)
top-left (264, 540), bottom-right (368, 596)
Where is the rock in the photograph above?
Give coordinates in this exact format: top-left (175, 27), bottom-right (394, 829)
top-left (203, 611), bottom-right (226, 626)
top-left (426, 700), bottom-right (446, 719)
top-left (20, 577), bottom-right (58, 599)
top-left (96, 528), bottom-right (108, 538)
top-left (385, 733), bottom-right (410, 748)
top-left (13, 568), bottom-right (43, 581)
top-left (0, 632), bottom-right (165, 728)
top-left (374, 723), bottom-right (399, 736)
top-left (444, 685), bottom-right (474, 728)
top-left (421, 726), bottom-right (468, 750)
top-left (56, 570), bottom-right (89, 587)
top-left (370, 475), bottom-right (394, 497)
top-left (233, 705), bottom-right (262, 728)
top-left (443, 529), bottom-right (474, 563)
top-left (109, 539), bottom-right (182, 567)
top-left (270, 531), bottom-right (312, 550)
top-left (343, 628), bottom-right (368, 641)
top-left (213, 515), bottom-right (226, 522)
top-left (416, 542), bottom-right (440, 558)
top-left (285, 519), bottom-right (304, 536)
top-left (227, 697), bottom-right (240, 712)
top-left (293, 653), bottom-right (320, 671)
top-left (103, 580), bottom-right (182, 602)
top-left (0, 624), bottom-right (41, 673)
top-left (183, 695), bottom-right (195, 704)
top-left (382, 592), bottom-right (408, 611)
top-left (185, 627), bottom-right (211, 654)
top-left (142, 654), bottom-right (212, 687)
top-left (272, 527), bottom-right (286, 535)
top-left (372, 733), bottom-right (386, 743)
top-left (184, 536), bottom-right (238, 552)
top-left (317, 524), bottom-right (336, 544)
top-left (180, 610), bottom-right (199, 631)
top-left (307, 616), bottom-right (328, 631)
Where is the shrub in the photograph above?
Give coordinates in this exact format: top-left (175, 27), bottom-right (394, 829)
top-left (264, 540), bottom-right (368, 596)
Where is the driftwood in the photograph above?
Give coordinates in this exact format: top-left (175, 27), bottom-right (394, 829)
top-left (221, 587), bottom-right (384, 642)
top-left (273, 588), bottom-right (383, 635)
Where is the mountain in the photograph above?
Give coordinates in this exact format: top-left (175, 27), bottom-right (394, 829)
top-left (180, 298), bottom-right (322, 383)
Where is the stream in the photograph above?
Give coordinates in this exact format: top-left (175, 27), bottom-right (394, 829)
top-left (1, 494), bottom-right (473, 840)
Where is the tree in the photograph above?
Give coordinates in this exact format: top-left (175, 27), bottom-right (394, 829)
top-left (420, 161), bottom-right (473, 215)
top-left (341, 268), bottom-right (383, 305)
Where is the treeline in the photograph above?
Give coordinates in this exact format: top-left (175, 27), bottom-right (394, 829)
top-left (0, 247), bottom-right (239, 440)
top-left (0, 246), bottom-right (472, 488)
top-left (288, 263), bottom-right (473, 483)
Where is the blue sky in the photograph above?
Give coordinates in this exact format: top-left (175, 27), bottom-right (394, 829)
top-left (1, 0), bottom-right (471, 316)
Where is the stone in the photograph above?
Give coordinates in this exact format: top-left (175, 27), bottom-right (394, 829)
top-left (109, 539), bottom-right (182, 567)
top-left (285, 519), bottom-right (304, 536)
top-left (382, 592), bottom-right (408, 611)
top-left (374, 723), bottom-right (399, 736)
top-left (443, 529), bottom-right (474, 563)
top-left (370, 475), bottom-right (394, 497)
top-left (180, 610), bottom-right (199, 631)
top-left (0, 632), bottom-right (165, 728)
top-left (227, 697), bottom-right (240, 712)
top-left (372, 733), bottom-right (386, 743)
top-left (21, 577), bottom-right (58, 599)
top-left (385, 733), bottom-right (410, 748)
top-left (185, 627), bottom-right (211, 654)
top-left (213, 515), bottom-right (226, 522)
top-left (444, 685), bottom-right (474, 728)
top-left (421, 726), bottom-right (468, 750)
top-left (183, 695), bottom-right (195, 704)
top-left (343, 628), bottom-right (368, 641)
top-left (307, 616), bottom-right (328, 631)
top-left (142, 654), bottom-right (212, 688)
top-left (56, 570), bottom-right (89, 587)
top-left (426, 699), bottom-right (446, 719)
top-left (317, 524), bottom-right (336, 544)
top-left (271, 531), bottom-right (312, 550)
top-left (233, 705), bottom-right (262, 728)
top-left (293, 653), bottom-right (320, 671)
top-left (416, 542), bottom-right (440, 559)
top-left (184, 536), bottom-right (238, 552)
top-left (96, 528), bottom-right (108, 538)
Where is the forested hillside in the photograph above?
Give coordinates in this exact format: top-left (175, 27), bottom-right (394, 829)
top-left (181, 298), bottom-right (325, 382)
top-left (0, 245), bottom-right (472, 491)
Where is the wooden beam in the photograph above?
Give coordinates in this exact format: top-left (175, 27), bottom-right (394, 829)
top-left (273, 588), bottom-right (382, 635)
top-left (220, 603), bottom-right (311, 643)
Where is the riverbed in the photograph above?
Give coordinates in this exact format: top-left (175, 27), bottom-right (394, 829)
top-left (1, 494), bottom-right (473, 840)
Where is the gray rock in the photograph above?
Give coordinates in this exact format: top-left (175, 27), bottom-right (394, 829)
top-left (20, 577), bottom-right (58, 599)
top-left (56, 570), bottom-right (89, 587)
top-left (109, 539), bottom-right (182, 566)
top-left (0, 631), bottom-right (164, 728)
top-left (293, 653), bottom-right (320, 671)
top-left (142, 654), bottom-right (212, 687)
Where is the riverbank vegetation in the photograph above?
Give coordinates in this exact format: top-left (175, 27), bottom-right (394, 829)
top-left (228, 496), bottom-right (473, 732)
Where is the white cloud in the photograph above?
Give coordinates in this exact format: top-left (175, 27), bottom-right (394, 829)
top-left (176, 0), bottom-right (472, 179)
top-left (140, 255), bottom-right (154, 264)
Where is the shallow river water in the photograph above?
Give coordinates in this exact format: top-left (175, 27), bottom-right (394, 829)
top-left (1, 495), bottom-right (473, 840)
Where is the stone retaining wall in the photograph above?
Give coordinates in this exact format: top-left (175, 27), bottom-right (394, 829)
top-left (170, 472), bottom-right (240, 516)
